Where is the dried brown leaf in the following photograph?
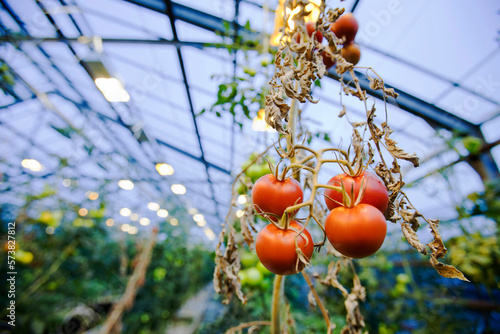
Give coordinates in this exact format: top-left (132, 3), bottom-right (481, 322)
top-left (384, 127), bottom-right (420, 167)
top-left (321, 260), bottom-right (349, 298)
top-left (427, 219), bottom-right (447, 259)
top-left (401, 222), bottom-right (428, 255)
top-left (430, 255), bottom-right (469, 282)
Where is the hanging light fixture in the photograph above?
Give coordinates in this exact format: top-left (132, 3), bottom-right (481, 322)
top-left (81, 60), bottom-right (130, 102)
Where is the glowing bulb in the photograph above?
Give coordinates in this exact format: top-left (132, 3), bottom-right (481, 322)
top-left (171, 184), bottom-right (186, 195)
top-left (87, 191), bottom-right (99, 200)
top-left (130, 213), bottom-right (139, 221)
top-left (196, 220), bottom-right (206, 227)
top-left (170, 218), bottom-right (179, 226)
top-left (106, 218), bottom-right (115, 226)
top-left (118, 179), bottom-right (134, 190)
top-left (79, 208), bottom-right (88, 216)
top-left (95, 78), bottom-right (130, 102)
top-left (203, 227), bottom-right (216, 240)
top-left (155, 163), bottom-right (174, 176)
top-left (121, 223), bottom-right (130, 232)
top-left (128, 226), bottom-right (138, 234)
top-left (120, 208), bottom-right (132, 217)
top-left (237, 195), bottom-right (247, 204)
top-left (157, 209), bottom-right (169, 218)
top-left (46, 226), bottom-right (55, 235)
top-left (193, 214), bottom-right (205, 223)
top-left (139, 217), bottom-right (150, 226)
top-left (252, 109), bottom-right (276, 132)
top-left (21, 159), bottom-right (43, 172)
top-left (147, 202), bottom-right (160, 211)
top-left (236, 210), bottom-right (244, 218)
top-left (62, 179), bottom-right (71, 187)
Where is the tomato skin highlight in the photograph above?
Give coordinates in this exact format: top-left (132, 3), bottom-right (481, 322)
top-left (325, 204), bottom-right (387, 258)
top-left (252, 174), bottom-right (303, 221)
top-left (324, 171), bottom-right (389, 214)
top-left (331, 13), bottom-right (359, 44)
top-left (255, 221), bottom-right (314, 275)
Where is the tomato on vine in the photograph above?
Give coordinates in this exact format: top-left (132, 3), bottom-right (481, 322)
top-left (255, 220), bottom-right (314, 275)
top-left (295, 21), bottom-right (323, 44)
top-left (330, 13), bottom-right (358, 44)
top-left (324, 171), bottom-right (389, 214)
top-left (252, 174), bottom-right (303, 221)
top-left (325, 203), bottom-right (387, 258)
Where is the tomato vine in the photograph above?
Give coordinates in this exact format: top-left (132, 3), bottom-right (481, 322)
top-left (212, 1), bottom-right (469, 333)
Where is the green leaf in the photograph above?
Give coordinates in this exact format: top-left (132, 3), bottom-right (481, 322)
top-left (196, 108), bottom-right (206, 117)
top-left (314, 79), bottom-right (322, 88)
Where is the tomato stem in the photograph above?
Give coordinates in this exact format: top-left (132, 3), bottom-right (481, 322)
top-left (271, 274), bottom-right (285, 334)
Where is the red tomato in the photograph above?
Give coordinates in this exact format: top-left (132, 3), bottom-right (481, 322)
top-left (331, 13), bottom-right (358, 44)
top-left (255, 221), bottom-right (314, 275)
top-left (325, 203), bottom-right (386, 258)
top-left (324, 171), bottom-right (388, 213)
top-left (296, 21), bottom-right (323, 43)
top-left (252, 174), bottom-right (303, 221)
top-left (322, 50), bottom-right (336, 69)
top-left (342, 43), bottom-right (361, 65)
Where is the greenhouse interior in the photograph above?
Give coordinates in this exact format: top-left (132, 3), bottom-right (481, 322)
top-left (0, 0), bottom-right (499, 333)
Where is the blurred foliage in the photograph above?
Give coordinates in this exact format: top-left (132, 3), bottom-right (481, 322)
top-left (0, 188), bottom-right (214, 333)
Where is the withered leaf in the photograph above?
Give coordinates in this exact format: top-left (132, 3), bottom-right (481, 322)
top-left (401, 222), bottom-right (428, 255)
top-left (430, 255), bottom-right (469, 282)
top-left (427, 219), bottom-right (447, 259)
top-left (384, 129), bottom-right (420, 167)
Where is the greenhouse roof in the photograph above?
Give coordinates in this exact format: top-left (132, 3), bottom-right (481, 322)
top-left (0, 0), bottom-right (499, 242)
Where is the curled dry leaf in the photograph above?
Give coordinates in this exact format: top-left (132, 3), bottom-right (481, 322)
top-left (426, 219), bottom-right (447, 259)
top-left (401, 222), bottom-right (428, 255)
top-left (368, 76), bottom-right (398, 98)
top-left (265, 89), bottom-right (290, 134)
top-left (213, 224), bottom-right (247, 305)
top-left (383, 126), bottom-right (420, 167)
top-left (240, 206), bottom-right (258, 248)
top-left (339, 105), bottom-right (346, 117)
top-left (321, 260), bottom-right (349, 298)
top-left (430, 255), bottom-right (470, 282)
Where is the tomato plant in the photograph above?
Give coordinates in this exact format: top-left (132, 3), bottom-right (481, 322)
top-left (255, 221), bottom-right (314, 275)
top-left (330, 13), bottom-right (358, 44)
top-left (252, 174), bottom-right (303, 221)
top-left (325, 203), bottom-right (387, 258)
top-left (324, 171), bottom-right (389, 213)
top-left (342, 43), bottom-right (361, 65)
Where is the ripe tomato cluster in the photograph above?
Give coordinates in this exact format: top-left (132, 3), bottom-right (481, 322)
top-left (250, 170), bottom-right (389, 276)
top-left (295, 14), bottom-right (361, 69)
top-left (252, 174), bottom-right (314, 276)
top-left (324, 171), bottom-right (388, 258)
top-left (331, 13), bottom-right (361, 66)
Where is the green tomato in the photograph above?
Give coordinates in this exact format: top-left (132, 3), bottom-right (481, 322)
top-left (236, 181), bottom-right (248, 195)
top-left (238, 270), bottom-right (248, 285)
top-left (462, 136), bottom-right (482, 154)
top-left (246, 164), bottom-right (271, 183)
top-left (396, 273), bottom-right (410, 284)
top-left (16, 250), bottom-right (34, 264)
top-left (246, 268), bottom-right (263, 286)
top-left (243, 66), bottom-right (257, 77)
top-left (240, 252), bottom-right (258, 268)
